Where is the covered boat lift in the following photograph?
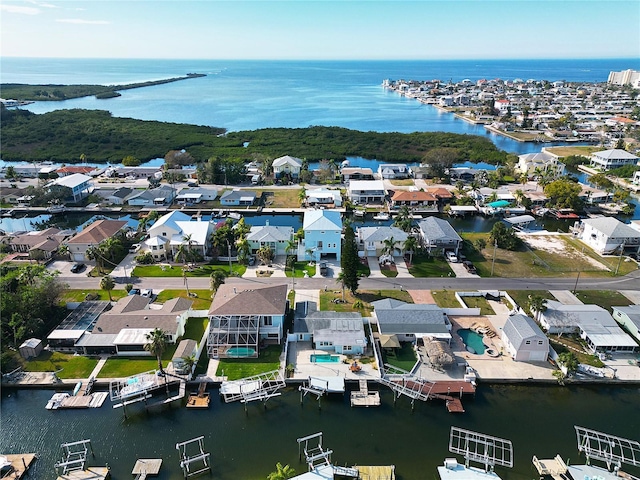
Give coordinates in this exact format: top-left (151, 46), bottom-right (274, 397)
top-left (503, 214), bottom-right (536, 231)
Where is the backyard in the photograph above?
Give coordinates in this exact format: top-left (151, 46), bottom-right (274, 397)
top-left (22, 351), bottom-right (99, 379)
top-left (383, 343), bottom-right (418, 372)
top-left (215, 345), bottom-right (282, 380)
top-left (319, 289), bottom-right (413, 313)
top-left (407, 254), bottom-right (453, 277)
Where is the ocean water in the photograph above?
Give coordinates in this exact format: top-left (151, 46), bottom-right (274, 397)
top-left (2, 58), bottom-right (638, 155)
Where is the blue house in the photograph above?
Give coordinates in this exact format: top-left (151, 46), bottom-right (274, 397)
top-left (294, 309), bottom-right (366, 355)
top-left (299, 209), bottom-right (342, 261)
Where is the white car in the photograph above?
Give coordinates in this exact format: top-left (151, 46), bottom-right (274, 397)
top-left (445, 251), bottom-right (459, 263)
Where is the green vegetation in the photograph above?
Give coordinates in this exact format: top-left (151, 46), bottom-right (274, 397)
top-left (431, 290), bottom-right (461, 309)
top-left (285, 262), bottom-right (316, 278)
top-left (22, 351), bottom-right (98, 379)
top-left (132, 262), bottom-right (246, 278)
top-left (182, 317), bottom-right (208, 343)
top-left (319, 289), bottom-right (413, 313)
top-left (98, 357), bottom-right (171, 378)
top-left (59, 289), bottom-right (128, 304)
top-left (543, 146), bottom-right (600, 159)
top-left (573, 290), bottom-right (632, 313)
top-left (341, 225), bottom-right (360, 293)
top-left (1, 108), bottom-right (508, 164)
top-left (254, 189), bottom-right (303, 208)
top-left (407, 254), bottom-right (454, 277)
top-left (507, 290), bottom-right (554, 316)
top-left (383, 343), bottom-right (418, 372)
top-left (550, 337), bottom-right (604, 368)
top-left (215, 345), bottom-right (282, 380)
top-left (461, 296), bottom-right (496, 315)
top-left (154, 289), bottom-right (212, 310)
top-left (380, 266), bottom-right (398, 277)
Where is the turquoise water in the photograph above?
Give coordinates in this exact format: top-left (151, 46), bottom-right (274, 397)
top-left (226, 347), bottom-right (256, 357)
top-left (458, 329), bottom-right (486, 355)
top-left (310, 354), bottom-right (340, 363)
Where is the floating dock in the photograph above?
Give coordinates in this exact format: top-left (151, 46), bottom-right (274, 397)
top-left (55, 466), bottom-right (110, 480)
top-left (132, 458), bottom-right (162, 478)
top-left (350, 379), bottom-right (380, 407)
top-left (1, 453), bottom-right (37, 479)
top-left (187, 382), bottom-right (210, 409)
top-left (46, 391), bottom-right (109, 410)
top-left (356, 465), bottom-right (396, 480)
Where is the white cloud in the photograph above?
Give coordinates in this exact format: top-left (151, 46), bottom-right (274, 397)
top-left (56, 18), bottom-right (110, 25)
top-left (38, 2), bottom-right (59, 8)
top-left (0, 4), bottom-right (40, 15)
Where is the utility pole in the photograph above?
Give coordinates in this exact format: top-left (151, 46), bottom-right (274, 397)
top-left (615, 242), bottom-right (625, 275)
top-left (573, 269), bottom-right (581, 293)
top-left (491, 240), bottom-right (498, 276)
top-left (227, 241), bottom-right (233, 276)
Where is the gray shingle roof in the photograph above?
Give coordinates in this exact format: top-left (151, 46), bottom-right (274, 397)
top-left (502, 314), bottom-right (546, 350)
top-left (358, 226), bottom-right (408, 243)
top-left (371, 299), bottom-right (450, 335)
top-left (209, 284), bottom-right (288, 316)
top-left (581, 217), bottom-right (640, 239)
top-left (417, 217), bottom-right (462, 242)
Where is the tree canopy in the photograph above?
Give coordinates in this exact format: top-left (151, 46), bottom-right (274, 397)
top-left (341, 225), bottom-right (360, 293)
top-left (543, 178), bottom-right (582, 210)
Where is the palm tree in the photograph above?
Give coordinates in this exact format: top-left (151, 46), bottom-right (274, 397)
top-left (181, 354), bottom-right (197, 377)
top-left (528, 295), bottom-right (548, 322)
top-left (183, 268), bottom-right (191, 298)
top-left (513, 189), bottom-right (525, 206)
top-left (382, 237), bottom-right (398, 257)
top-left (285, 239), bottom-right (297, 270)
top-left (57, 244), bottom-right (70, 260)
top-left (175, 243), bottom-right (188, 266)
top-left (210, 270), bottom-right (226, 295)
top-left (298, 187), bottom-right (306, 206)
top-left (100, 275), bottom-right (115, 301)
top-left (86, 246), bottom-right (104, 274)
top-left (335, 271), bottom-right (346, 300)
top-left (403, 236), bottom-right (418, 264)
top-left (236, 237), bottom-right (251, 264)
top-left (393, 206), bottom-right (412, 233)
top-left (144, 328), bottom-right (168, 373)
top-left (181, 233), bottom-right (194, 264)
top-left (267, 463), bottom-right (296, 480)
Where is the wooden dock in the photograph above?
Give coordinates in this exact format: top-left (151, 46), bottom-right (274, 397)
top-left (187, 382), bottom-right (210, 409)
top-left (1, 453), bottom-right (37, 479)
top-left (56, 466), bottom-right (110, 480)
top-left (356, 465), bottom-right (396, 480)
top-left (350, 379), bottom-right (381, 407)
top-left (132, 458), bottom-right (162, 478)
top-left (445, 398), bottom-right (465, 413)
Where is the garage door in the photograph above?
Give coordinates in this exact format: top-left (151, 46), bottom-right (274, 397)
top-left (527, 350), bottom-right (548, 362)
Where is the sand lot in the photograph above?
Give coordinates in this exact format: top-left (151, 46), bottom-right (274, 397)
top-left (520, 233), bottom-right (608, 270)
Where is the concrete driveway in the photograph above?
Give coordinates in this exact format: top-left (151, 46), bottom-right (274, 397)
top-left (448, 261), bottom-right (479, 278)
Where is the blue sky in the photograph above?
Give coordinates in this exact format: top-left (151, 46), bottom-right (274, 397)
top-left (1, 0), bottom-right (639, 59)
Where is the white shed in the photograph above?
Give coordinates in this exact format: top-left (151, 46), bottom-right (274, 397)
top-left (19, 338), bottom-right (43, 359)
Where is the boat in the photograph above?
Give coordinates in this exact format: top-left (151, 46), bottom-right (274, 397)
top-left (72, 381), bottom-right (82, 396)
top-left (341, 160), bottom-right (350, 168)
top-left (228, 212), bottom-right (242, 220)
top-left (353, 209), bottom-right (366, 218)
top-left (531, 207), bottom-right (549, 217)
top-left (373, 212), bottom-right (390, 221)
top-left (45, 392), bottom-right (70, 410)
top-left (47, 205), bottom-right (66, 214)
top-left (549, 208), bottom-right (580, 219)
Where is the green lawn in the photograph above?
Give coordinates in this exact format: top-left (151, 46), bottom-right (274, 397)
top-left (60, 289), bottom-right (128, 304)
top-left (573, 290), bottom-right (632, 313)
top-left (285, 262), bottom-right (316, 278)
top-left (431, 290), bottom-right (462, 309)
top-left (182, 317), bottom-right (208, 342)
top-left (133, 261), bottom-right (246, 278)
top-left (506, 290), bottom-right (555, 316)
top-left (549, 336), bottom-right (605, 368)
top-left (254, 188), bottom-right (303, 208)
top-left (319, 289), bottom-right (413, 313)
top-left (462, 296), bottom-right (496, 315)
top-left (407, 254), bottom-right (453, 277)
top-left (383, 343), bottom-right (418, 372)
top-left (215, 345), bottom-right (282, 380)
top-left (155, 289), bottom-right (212, 310)
top-left (98, 357), bottom-right (170, 378)
top-left (358, 261), bottom-right (371, 277)
top-left (380, 265), bottom-right (398, 278)
top-left (562, 237), bottom-right (637, 276)
top-left (22, 351), bottom-right (99, 379)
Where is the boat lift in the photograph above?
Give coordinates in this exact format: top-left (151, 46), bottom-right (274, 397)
top-left (219, 370), bottom-right (285, 411)
top-left (299, 377), bottom-right (330, 409)
top-left (377, 364), bottom-right (433, 410)
top-left (176, 436), bottom-right (211, 479)
top-left (54, 439), bottom-right (94, 475)
top-left (296, 432), bottom-right (359, 478)
top-left (448, 426), bottom-right (513, 473)
top-left (575, 426), bottom-right (640, 473)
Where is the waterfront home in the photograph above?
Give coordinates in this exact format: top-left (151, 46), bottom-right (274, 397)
top-left (126, 185), bottom-right (176, 207)
top-left (47, 173), bottom-right (92, 203)
top-left (538, 300), bottom-right (637, 353)
top-left (417, 217), bottom-right (462, 256)
top-left (371, 299), bottom-right (452, 344)
top-left (66, 219), bottom-right (128, 262)
top-left (347, 180), bottom-right (386, 205)
top-left (0, 186), bottom-right (23, 205)
top-left (147, 210), bottom-right (191, 240)
top-left (494, 99), bottom-right (511, 113)
top-left (142, 235), bottom-right (169, 261)
top-left (105, 187), bottom-right (134, 205)
top-left (516, 151), bottom-right (566, 178)
top-left (377, 164), bottom-right (412, 179)
top-left (574, 217), bottom-right (640, 255)
top-left (294, 310), bottom-right (366, 355)
top-left (589, 149), bottom-right (639, 171)
top-left (501, 314), bottom-right (549, 362)
top-left (175, 186), bottom-right (218, 205)
top-left (207, 284), bottom-right (288, 358)
top-left (6, 227), bottom-right (73, 260)
top-left (305, 187), bottom-right (343, 207)
top-left (611, 305), bottom-right (640, 343)
top-left (220, 189), bottom-right (257, 206)
top-left (357, 226), bottom-right (408, 257)
top-left (472, 187), bottom-right (515, 205)
top-left (105, 166), bottom-right (163, 179)
top-left (299, 209), bottom-right (342, 261)
top-left (146, 210), bottom-right (214, 259)
top-left (247, 223), bottom-right (294, 256)
top-left (341, 167), bottom-right (374, 182)
top-left (272, 155), bottom-right (303, 179)
top-left (390, 190), bottom-right (438, 210)
top-left (56, 165), bottom-right (99, 177)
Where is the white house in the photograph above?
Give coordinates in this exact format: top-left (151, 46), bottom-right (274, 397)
top-left (417, 217), bottom-right (462, 255)
top-left (175, 186), bottom-right (218, 205)
top-left (147, 210), bottom-right (213, 259)
top-left (147, 211), bottom-right (192, 242)
top-left (377, 164), bottom-right (412, 179)
top-left (612, 305), bottom-right (640, 343)
top-left (357, 226), bottom-right (408, 257)
top-left (516, 151), bottom-right (565, 178)
top-left (589, 149), bottom-right (639, 171)
top-left (575, 217), bottom-right (640, 255)
top-left (294, 310), bottom-right (367, 355)
top-left (48, 173), bottom-right (93, 202)
top-left (305, 187), bottom-right (342, 207)
top-left (299, 209), bottom-right (342, 261)
top-left (272, 155), bottom-right (303, 179)
top-left (347, 180), bottom-right (386, 205)
top-left (247, 223), bottom-right (294, 256)
top-left (501, 314), bottom-right (549, 362)
top-left (142, 235), bottom-right (170, 261)
top-left (220, 189), bottom-right (257, 206)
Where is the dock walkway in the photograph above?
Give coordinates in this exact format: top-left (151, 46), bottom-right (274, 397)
top-left (1, 453), bottom-right (37, 479)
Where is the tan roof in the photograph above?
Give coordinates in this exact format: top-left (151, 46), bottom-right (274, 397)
top-left (427, 188), bottom-right (453, 199)
top-left (9, 228), bottom-right (65, 248)
top-left (67, 220), bottom-right (127, 245)
top-left (93, 295), bottom-right (193, 335)
top-left (209, 284), bottom-right (288, 316)
top-left (392, 190), bottom-right (437, 201)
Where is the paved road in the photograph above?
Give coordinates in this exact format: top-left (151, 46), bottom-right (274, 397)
top-left (61, 269), bottom-right (640, 292)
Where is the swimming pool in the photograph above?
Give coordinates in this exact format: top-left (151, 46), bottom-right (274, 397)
top-left (310, 354), bottom-right (340, 363)
top-left (226, 347), bottom-right (257, 357)
top-left (458, 329), bottom-right (486, 355)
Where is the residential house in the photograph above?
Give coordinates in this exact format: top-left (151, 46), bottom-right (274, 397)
top-left (207, 284), bottom-right (288, 358)
top-left (65, 219), bottom-right (128, 262)
top-left (56, 166), bottom-right (99, 177)
top-left (220, 189), bottom-right (257, 206)
top-left (106, 187), bottom-right (134, 205)
top-left (516, 151), bottom-right (566, 178)
top-left (305, 187), bottom-right (342, 207)
top-left (371, 298), bottom-right (452, 343)
top-left (247, 222), bottom-right (294, 256)
top-left (347, 180), bottom-right (386, 205)
top-left (143, 236), bottom-right (170, 261)
top-left (539, 300), bottom-right (637, 353)
top-left (175, 186), bottom-right (218, 205)
top-left (7, 227), bottom-right (73, 260)
top-left (377, 164), bottom-right (412, 179)
top-left (501, 314), bottom-right (549, 362)
top-left (589, 149), bottom-right (639, 171)
top-left (574, 217), bottom-right (640, 255)
top-left (357, 226), bottom-right (408, 257)
top-left (127, 186), bottom-right (176, 207)
top-left (147, 210), bottom-right (214, 259)
top-left (272, 155), bottom-right (303, 179)
top-left (294, 310), bottom-right (367, 355)
top-left (341, 167), bottom-right (374, 182)
top-left (390, 190), bottom-right (438, 211)
top-left (299, 209), bottom-right (342, 261)
top-left (612, 305), bottom-right (640, 343)
top-left (48, 173), bottom-right (93, 202)
top-left (0, 186), bottom-right (24, 205)
top-left (417, 217), bottom-right (462, 255)
top-left (494, 99), bottom-right (511, 113)
top-left (168, 220), bottom-right (214, 259)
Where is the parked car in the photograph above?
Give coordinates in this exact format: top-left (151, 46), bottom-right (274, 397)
top-left (319, 261), bottom-right (328, 276)
top-left (70, 263), bottom-right (85, 273)
top-left (128, 288), bottom-right (141, 296)
top-left (445, 251), bottom-right (459, 263)
top-left (462, 260), bottom-right (477, 274)
top-left (141, 289), bottom-right (153, 298)
top-left (248, 255), bottom-right (256, 266)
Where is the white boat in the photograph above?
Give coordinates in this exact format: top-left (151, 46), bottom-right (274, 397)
top-left (47, 205), bottom-right (66, 214)
top-left (73, 381), bottom-right (82, 396)
top-left (373, 212), bottom-right (390, 221)
top-left (353, 210), bottom-right (365, 218)
top-left (45, 392), bottom-right (70, 410)
top-left (228, 212), bottom-right (242, 220)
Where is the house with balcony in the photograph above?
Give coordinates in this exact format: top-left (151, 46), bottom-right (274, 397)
top-left (516, 151), bottom-right (566, 178)
top-left (272, 155), bottom-right (303, 179)
top-left (377, 164), bottom-right (412, 179)
top-left (146, 210), bottom-right (213, 259)
top-left (357, 226), bottom-right (408, 257)
top-left (589, 149), bottom-right (639, 171)
top-left (347, 180), bottom-right (386, 205)
top-left (294, 310), bottom-right (366, 355)
top-left (65, 219), bottom-right (128, 262)
top-left (574, 217), bottom-right (640, 255)
top-left (299, 209), bottom-right (342, 261)
top-left (48, 173), bottom-right (92, 203)
top-left (207, 284), bottom-right (288, 359)
top-left (417, 217), bottom-right (462, 255)
top-left (341, 167), bottom-right (375, 182)
top-left (247, 222), bottom-right (294, 256)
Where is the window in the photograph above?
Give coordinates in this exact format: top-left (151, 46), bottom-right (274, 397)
top-left (343, 345), bottom-right (352, 351)
top-left (538, 341), bottom-right (544, 345)
top-left (267, 333), bottom-right (279, 339)
top-left (263, 316), bottom-right (273, 326)
top-left (319, 341), bottom-right (333, 347)
top-left (525, 340), bottom-right (531, 345)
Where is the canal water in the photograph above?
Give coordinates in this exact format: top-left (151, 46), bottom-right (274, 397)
top-left (2, 385), bottom-right (639, 480)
